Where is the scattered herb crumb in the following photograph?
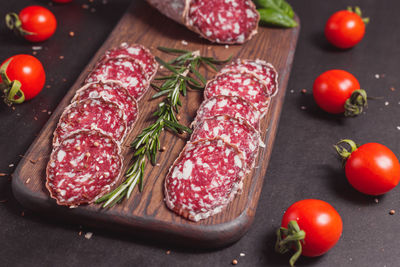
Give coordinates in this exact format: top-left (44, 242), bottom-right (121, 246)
top-left (85, 232), bottom-right (93, 239)
top-left (389, 209), bottom-right (395, 215)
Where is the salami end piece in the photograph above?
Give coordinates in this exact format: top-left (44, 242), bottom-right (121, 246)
top-left (190, 115), bottom-right (261, 170)
top-left (53, 98), bottom-right (127, 146)
top-left (192, 95), bottom-right (261, 130)
top-left (165, 138), bottom-right (247, 222)
top-left (46, 130), bottom-right (123, 206)
top-left (220, 59), bottom-right (279, 96)
top-left (86, 57), bottom-right (150, 100)
top-left (204, 71), bottom-right (270, 115)
top-left (147, 0), bottom-right (259, 44)
top-left (100, 43), bottom-right (158, 81)
top-left (72, 81), bottom-right (139, 129)
top-left (187, 0), bottom-right (259, 44)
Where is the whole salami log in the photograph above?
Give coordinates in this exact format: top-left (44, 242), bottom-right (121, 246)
top-left (46, 130), bottom-right (123, 206)
top-left (164, 138), bottom-right (246, 222)
top-left (146, 0), bottom-right (259, 44)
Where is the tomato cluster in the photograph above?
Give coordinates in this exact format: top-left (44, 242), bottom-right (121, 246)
top-left (278, 6), bottom-right (400, 267)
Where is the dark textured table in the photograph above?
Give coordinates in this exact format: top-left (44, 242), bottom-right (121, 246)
top-left (1, 0), bottom-right (399, 266)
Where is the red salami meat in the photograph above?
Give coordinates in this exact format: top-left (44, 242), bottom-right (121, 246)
top-left (190, 115), bottom-right (261, 170)
top-left (146, 0), bottom-right (259, 44)
top-left (164, 138), bottom-right (246, 221)
top-left (72, 81), bottom-right (139, 129)
top-left (220, 59), bottom-right (279, 96)
top-left (53, 98), bottom-right (127, 146)
top-left (204, 71), bottom-right (270, 114)
top-left (86, 57), bottom-right (149, 100)
top-left (192, 95), bottom-right (261, 130)
top-left (100, 43), bottom-right (158, 81)
top-left (187, 0), bottom-right (259, 44)
top-left (46, 130), bottom-right (123, 206)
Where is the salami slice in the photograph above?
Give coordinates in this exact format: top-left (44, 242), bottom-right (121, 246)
top-left (146, 0), bottom-right (259, 44)
top-left (220, 59), bottom-right (279, 96)
top-left (190, 115), bottom-right (261, 170)
top-left (192, 95), bottom-right (261, 130)
top-left (86, 57), bottom-right (150, 100)
top-left (204, 71), bottom-right (270, 114)
top-left (46, 130), bottom-right (123, 206)
top-left (100, 43), bottom-right (158, 81)
top-left (164, 138), bottom-right (246, 222)
top-left (53, 98), bottom-right (127, 146)
top-left (72, 81), bottom-right (139, 129)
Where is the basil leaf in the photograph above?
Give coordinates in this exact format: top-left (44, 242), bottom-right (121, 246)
top-left (258, 8), bottom-right (298, 28)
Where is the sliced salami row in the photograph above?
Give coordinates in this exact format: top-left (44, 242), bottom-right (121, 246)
top-left (46, 43), bottom-right (158, 206)
top-left (165, 59), bottom-right (278, 221)
top-left (146, 0), bottom-right (259, 44)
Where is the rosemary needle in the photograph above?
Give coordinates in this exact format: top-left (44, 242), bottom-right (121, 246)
top-left (96, 47), bottom-right (231, 208)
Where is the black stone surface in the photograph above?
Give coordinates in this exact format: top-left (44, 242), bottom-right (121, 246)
top-left (1, 0), bottom-right (399, 266)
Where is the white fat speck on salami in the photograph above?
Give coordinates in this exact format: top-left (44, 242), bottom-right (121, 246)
top-left (100, 43), bottom-right (158, 81)
top-left (46, 130), bottom-right (123, 206)
top-left (220, 59), bottom-right (279, 96)
top-left (86, 57), bottom-right (149, 100)
top-left (204, 71), bottom-right (270, 114)
top-left (190, 115), bottom-right (261, 170)
top-left (53, 98), bottom-right (127, 146)
top-left (164, 138), bottom-right (246, 222)
top-left (192, 95), bottom-right (261, 130)
top-left (72, 81), bottom-right (139, 130)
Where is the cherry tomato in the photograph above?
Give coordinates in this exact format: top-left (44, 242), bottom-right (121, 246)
top-left (52, 0), bottom-right (73, 3)
top-left (325, 7), bottom-right (367, 49)
top-left (6, 6), bottom-right (57, 42)
top-left (0, 55), bottom-right (46, 103)
top-left (276, 199), bottom-right (343, 265)
top-left (336, 140), bottom-right (400, 195)
top-left (313, 70), bottom-right (366, 116)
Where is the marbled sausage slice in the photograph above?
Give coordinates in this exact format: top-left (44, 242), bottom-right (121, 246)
top-left (46, 130), bottom-right (123, 206)
top-left (164, 138), bottom-right (246, 222)
top-left (190, 115), bottom-right (262, 170)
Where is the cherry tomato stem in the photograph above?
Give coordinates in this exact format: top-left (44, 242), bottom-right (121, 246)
top-left (275, 220), bottom-right (306, 267)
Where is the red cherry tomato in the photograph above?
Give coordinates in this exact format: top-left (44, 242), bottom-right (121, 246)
top-left (0, 55), bottom-right (46, 103)
top-left (325, 8), bottom-right (367, 49)
top-left (336, 140), bottom-right (400, 195)
top-left (6, 6), bottom-right (57, 42)
top-left (313, 70), bottom-right (365, 115)
top-left (52, 0), bottom-right (73, 3)
top-left (277, 199), bottom-right (343, 265)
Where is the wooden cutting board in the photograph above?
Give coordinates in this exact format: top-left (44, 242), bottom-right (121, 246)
top-left (12, 0), bottom-right (300, 248)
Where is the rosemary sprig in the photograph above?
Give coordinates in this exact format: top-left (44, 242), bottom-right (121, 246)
top-left (96, 46), bottom-right (230, 208)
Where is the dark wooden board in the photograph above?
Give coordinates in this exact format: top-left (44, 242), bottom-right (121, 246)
top-left (11, 0), bottom-right (299, 248)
